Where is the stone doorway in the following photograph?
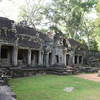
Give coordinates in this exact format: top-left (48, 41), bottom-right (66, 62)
top-left (55, 55), bottom-right (59, 64)
top-left (75, 56), bottom-right (78, 64)
top-left (79, 56), bottom-right (82, 64)
top-left (66, 54), bottom-right (69, 65)
top-left (18, 49), bottom-right (28, 65)
top-left (1, 45), bottom-right (13, 66)
top-left (31, 50), bottom-right (39, 66)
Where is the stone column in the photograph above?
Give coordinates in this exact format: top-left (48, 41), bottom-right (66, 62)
top-left (28, 49), bottom-right (31, 65)
top-left (77, 56), bottom-right (79, 64)
top-left (39, 51), bottom-right (43, 65)
top-left (51, 50), bottom-right (55, 65)
top-left (41, 52), bottom-right (43, 65)
top-left (72, 56), bottom-right (74, 65)
top-left (46, 53), bottom-right (49, 67)
top-left (0, 44), bottom-right (1, 65)
top-left (69, 55), bottom-right (74, 65)
top-left (12, 46), bottom-right (18, 66)
top-left (63, 53), bottom-right (66, 66)
top-left (81, 57), bottom-right (83, 64)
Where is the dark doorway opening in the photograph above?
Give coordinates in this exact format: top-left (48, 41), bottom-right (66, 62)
top-left (56, 55), bottom-right (59, 64)
top-left (66, 54), bottom-right (69, 65)
top-left (1, 45), bottom-right (13, 65)
top-left (18, 49), bottom-right (28, 65)
top-left (49, 53), bottom-right (52, 65)
top-left (79, 56), bottom-right (82, 64)
top-left (75, 56), bottom-right (77, 64)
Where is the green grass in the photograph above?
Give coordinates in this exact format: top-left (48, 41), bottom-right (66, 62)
top-left (9, 75), bottom-right (100, 100)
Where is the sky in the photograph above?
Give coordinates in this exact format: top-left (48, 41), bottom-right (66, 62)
top-left (0, 0), bottom-right (51, 21)
top-left (0, 0), bottom-right (97, 21)
top-left (0, 0), bottom-right (25, 20)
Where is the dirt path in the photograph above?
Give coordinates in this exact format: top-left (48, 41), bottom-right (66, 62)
top-left (75, 73), bottom-right (100, 82)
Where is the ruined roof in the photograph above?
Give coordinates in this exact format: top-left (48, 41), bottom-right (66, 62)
top-left (67, 38), bottom-right (80, 47)
top-left (16, 25), bottom-right (36, 36)
top-left (39, 31), bottom-right (52, 42)
top-left (66, 38), bottom-right (88, 50)
top-left (0, 17), bottom-right (51, 49)
top-left (0, 17), bottom-right (14, 28)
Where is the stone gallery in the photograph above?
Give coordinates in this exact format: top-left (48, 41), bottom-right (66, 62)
top-left (0, 17), bottom-right (99, 76)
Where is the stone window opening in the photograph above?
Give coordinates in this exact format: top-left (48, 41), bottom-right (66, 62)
top-left (1, 45), bottom-right (13, 65)
top-left (49, 53), bottom-right (52, 65)
top-left (1, 48), bottom-right (8, 58)
top-left (56, 55), bottom-right (59, 64)
top-left (75, 56), bottom-right (77, 64)
top-left (18, 49), bottom-right (28, 65)
top-left (66, 54), bottom-right (69, 65)
top-left (79, 56), bottom-right (82, 64)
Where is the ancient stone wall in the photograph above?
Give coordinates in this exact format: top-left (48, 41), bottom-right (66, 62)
top-left (85, 51), bottom-right (100, 67)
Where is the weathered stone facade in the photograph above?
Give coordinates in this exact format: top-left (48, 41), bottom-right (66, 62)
top-left (0, 17), bottom-right (98, 76)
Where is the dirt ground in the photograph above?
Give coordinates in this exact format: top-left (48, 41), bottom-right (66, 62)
top-left (75, 73), bottom-right (100, 82)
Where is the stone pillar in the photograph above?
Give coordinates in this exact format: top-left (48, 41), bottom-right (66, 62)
top-left (69, 55), bottom-right (74, 65)
top-left (72, 56), bottom-right (75, 65)
top-left (77, 56), bottom-right (79, 64)
top-left (0, 44), bottom-right (1, 65)
top-left (39, 51), bottom-right (43, 65)
top-left (51, 50), bottom-right (55, 65)
top-left (12, 46), bottom-right (18, 66)
top-left (28, 49), bottom-right (31, 65)
top-left (46, 53), bottom-right (49, 67)
top-left (63, 53), bottom-right (66, 66)
top-left (41, 52), bottom-right (43, 65)
top-left (51, 55), bottom-right (55, 65)
top-left (81, 57), bottom-right (83, 64)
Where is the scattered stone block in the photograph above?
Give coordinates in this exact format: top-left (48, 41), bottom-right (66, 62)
top-left (97, 70), bottom-right (100, 77)
top-left (64, 87), bottom-right (75, 92)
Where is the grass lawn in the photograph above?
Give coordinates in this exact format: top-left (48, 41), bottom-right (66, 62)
top-left (9, 75), bottom-right (100, 100)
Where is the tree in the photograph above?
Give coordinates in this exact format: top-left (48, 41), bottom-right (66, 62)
top-left (93, 0), bottom-right (100, 50)
top-left (44, 0), bottom-right (97, 39)
top-left (94, 1), bottom-right (100, 36)
top-left (18, 0), bottom-right (44, 29)
top-left (89, 39), bottom-right (98, 51)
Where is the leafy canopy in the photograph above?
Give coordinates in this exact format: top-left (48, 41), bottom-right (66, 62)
top-left (44, 0), bottom-right (97, 39)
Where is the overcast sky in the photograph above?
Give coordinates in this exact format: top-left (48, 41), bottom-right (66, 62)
top-left (0, 0), bottom-right (51, 21)
top-left (0, 0), bottom-right (97, 21)
top-left (0, 0), bottom-right (25, 20)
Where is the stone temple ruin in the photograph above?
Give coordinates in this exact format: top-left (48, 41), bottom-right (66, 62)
top-left (0, 17), bottom-right (100, 77)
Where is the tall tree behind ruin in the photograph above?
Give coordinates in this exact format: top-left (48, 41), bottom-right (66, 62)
top-left (93, 0), bottom-right (100, 50)
top-left (43, 0), bottom-right (97, 40)
top-left (18, 0), bottom-right (45, 29)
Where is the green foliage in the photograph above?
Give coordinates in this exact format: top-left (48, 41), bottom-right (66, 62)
top-left (93, 0), bottom-right (100, 50)
top-left (9, 75), bottom-right (100, 100)
top-left (89, 39), bottom-right (98, 51)
top-left (44, 0), bottom-right (97, 39)
top-left (96, 1), bottom-right (100, 13)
